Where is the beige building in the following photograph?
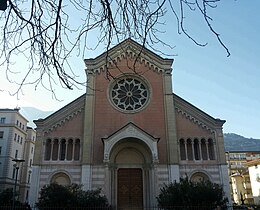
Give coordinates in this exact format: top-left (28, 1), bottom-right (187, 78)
top-left (226, 151), bottom-right (260, 205)
top-left (0, 108), bottom-right (36, 202)
top-left (245, 159), bottom-right (260, 205)
top-left (30, 39), bottom-right (231, 208)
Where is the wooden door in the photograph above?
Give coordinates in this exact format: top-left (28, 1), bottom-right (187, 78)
top-left (117, 168), bottom-right (143, 209)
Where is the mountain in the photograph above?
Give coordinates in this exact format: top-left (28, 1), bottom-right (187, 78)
top-left (20, 107), bottom-right (53, 128)
top-left (224, 133), bottom-right (260, 152)
top-left (19, 107), bottom-right (260, 152)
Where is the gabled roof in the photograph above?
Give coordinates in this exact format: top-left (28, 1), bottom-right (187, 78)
top-left (102, 122), bottom-right (160, 142)
top-left (34, 94), bottom-right (85, 132)
top-left (84, 38), bottom-right (174, 74)
top-left (173, 93), bottom-right (225, 132)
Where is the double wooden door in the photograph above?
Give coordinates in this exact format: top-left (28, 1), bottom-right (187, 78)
top-left (117, 168), bottom-right (143, 209)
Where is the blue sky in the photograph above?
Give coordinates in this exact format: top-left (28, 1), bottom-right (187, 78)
top-left (0, 1), bottom-right (259, 138)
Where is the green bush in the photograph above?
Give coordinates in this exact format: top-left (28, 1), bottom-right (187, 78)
top-left (157, 177), bottom-right (228, 209)
top-left (36, 183), bottom-right (109, 209)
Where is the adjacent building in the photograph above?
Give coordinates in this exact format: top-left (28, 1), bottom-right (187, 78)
top-left (245, 158), bottom-right (260, 205)
top-left (0, 108), bottom-right (36, 203)
top-left (226, 151), bottom-right (260, 205)
top-left (30, 39), bottom-right (231, 208)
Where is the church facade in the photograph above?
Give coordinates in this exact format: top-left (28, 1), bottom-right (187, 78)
top-left (30, 39), bottom-right (230, 208)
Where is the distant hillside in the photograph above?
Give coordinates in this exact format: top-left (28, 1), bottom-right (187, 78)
top-left (224, 133), bottom-right (260, 152)
top-left (20, 107), bottom-right (53, 128)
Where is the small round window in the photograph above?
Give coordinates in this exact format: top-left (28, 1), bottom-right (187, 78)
top-left (110, 77), bottom-right (149, 112)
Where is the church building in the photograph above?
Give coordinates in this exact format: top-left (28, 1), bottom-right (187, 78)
top-left (30, 39), bottom-right (230, 208)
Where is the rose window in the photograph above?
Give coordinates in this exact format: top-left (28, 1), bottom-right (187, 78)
top-left (111, 77), bottom-right (149, 112)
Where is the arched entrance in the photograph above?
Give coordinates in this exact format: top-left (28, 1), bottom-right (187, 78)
top-left (109, 139), bottom-right (154, 209)
top-left (102, 123), bottom-right (159, 208)
top-left (114, 145), bottom-right (146, 209)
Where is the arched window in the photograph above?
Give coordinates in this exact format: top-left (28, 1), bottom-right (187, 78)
top-left (44, 139), bottom-right (51, 160)
top-left (187, 138), bottom-right (193, 160)
top-left (194, 138), bottom-right (200, 160)
top-left (179, 139), bottom-right (186, 160)
top-left (51, 172), bottom-right (71, 186)
top-left (201, 138), bottom-right (207, 160)
top-left (190, 172), bottom-right (209, 183)
top-left (67, 139), bottom-right (73, 161)
top-left (60, 139), bottom-right (66, 160)
top-left (52, 139), bottom-right (59, 160)
top-left (208, 138), bottom-right (215, 160)
top-left (74, 139), bottom-right (80, 161)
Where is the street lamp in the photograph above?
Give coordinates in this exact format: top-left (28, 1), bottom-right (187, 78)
top-left (12, 158), bottom-right (25, 210)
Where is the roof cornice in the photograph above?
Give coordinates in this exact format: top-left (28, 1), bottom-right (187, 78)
top-left (34, 94), bottom-right (85, 133)
top-left (84, 39), bottom-right (174, 75)
top-left (173, 94), bottom-right (225, 133)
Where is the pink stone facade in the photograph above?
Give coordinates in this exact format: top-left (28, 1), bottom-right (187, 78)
top-left (31, 39), bottom-right (231, 207)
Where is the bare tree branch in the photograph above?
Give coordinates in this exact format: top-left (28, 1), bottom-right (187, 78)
top-left (0, 0), bottom-right (230, 97)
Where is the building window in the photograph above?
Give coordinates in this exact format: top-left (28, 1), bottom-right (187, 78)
top-left (0, 146), bottom-right (2, 155)
top-left (17, 135), bottom-right (20, 143)
top-left (110, 76), bottom-right (150, 112)
top-left (15, 150), bottom-right (18, 158)
top-left (29, 159), bottom-right (32, 167)
top-left (74, 139), bottom-right (80, 161)
top-left (179, 139), bottom-right (186, 160)
top-left (208, 138), bottom-right (215, 160)
top-left (0, 131), bottom-right (3, 139)
top-left (60, 139), bottom-right (66, 160)
top-left (31, 147), bottom-right (34, 154)
top-left (45, 139), bottom-right (51, 160)
top-left (0, 117), bottom-right (6, 124)
top-left (16, 120), bottom-right (19, 126)
top-left (194, 138), bottom-right (200, 160)
top-left (52, 139), bottom-right (59, 161)
top-left (44, 138), bottom-right (81, 161)
top-left (20, 137), bottom-right (23, 144)
top-left (187, 139), bottom-right (193, 160)
top-left (14, 133), bottom-right (17, 141)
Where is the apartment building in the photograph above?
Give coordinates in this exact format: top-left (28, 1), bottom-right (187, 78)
top-left (226, 151), bottom-right (260, 205)
top-left (0, 108), bottom-right (36, 203)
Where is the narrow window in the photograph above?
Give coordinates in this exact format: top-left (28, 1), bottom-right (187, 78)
top-left (0, 131), bottom-right (3, 139)
top-left (208, 138), bottom-right (215, 160)
top-left (60, 139), bottom-right (66, 160)
top-left (194, 138), bottom-right (200, 160)
top-left (187, 138), bottom-right (193, 160)
top-left (201, 138), bottom-right (207, 160)
top-left (15, 150), bottom-right (18, 158)
top-left (52, 139), bottom-right (59, 160)
top-left (179, 139), bottom-right (186, 160)
top-left (0, 146), bottom-right (2, 155)
top-left (44, 139), bottom-right (51, 160)
top-left (0, 117), bottom-right (6, 123)
top-left (67, 139), bottom-right (73, 161)
top-left (74, 139), bottom-right (80, 161)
